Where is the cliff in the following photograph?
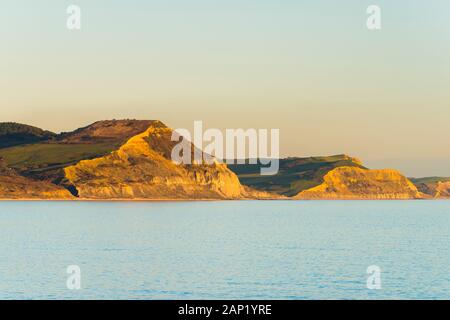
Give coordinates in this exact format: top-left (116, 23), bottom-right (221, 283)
top-left (295, 167), bottom-right (422, 200)
top-left (63, 122), bottom-right (272, 200)
top-left (0, 119), bottom-right (446, 201)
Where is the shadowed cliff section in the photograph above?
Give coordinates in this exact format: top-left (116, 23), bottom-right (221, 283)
top-left (63, 122), bottom-right (274, 200)
top-left (0, 158), bottom-right (73, 199)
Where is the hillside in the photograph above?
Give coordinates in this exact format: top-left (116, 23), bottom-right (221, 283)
top-left (0, 120), bottom-right (160, 183)
top-left (63, 122), bottom-right (272, 200)
top-left (0, 158), bottom-right (72, 199)
top-left (0, 120), bottom-right (274, 200)
top-left (0, 122), bottom-right (56, 148)
top-left (228, 155), bottom-right (365, 196)
top-left (411, 177), bottom-right (450, 198)
top-left (0, 120), bottom-right (446, 201)
top-left (229, 155), bottom-right (427, 199)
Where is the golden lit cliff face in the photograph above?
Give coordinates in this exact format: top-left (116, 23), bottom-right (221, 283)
top-left (295, 167), bottom-right (422, 200)
top-left (63, 122), bottom-right (257, 199)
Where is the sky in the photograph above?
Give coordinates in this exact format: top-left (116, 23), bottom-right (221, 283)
top-left (1, 0), bottom-right (449, 177)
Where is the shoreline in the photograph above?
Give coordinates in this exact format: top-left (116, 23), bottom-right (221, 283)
top-left (0, 198), bottom-right (447, 202)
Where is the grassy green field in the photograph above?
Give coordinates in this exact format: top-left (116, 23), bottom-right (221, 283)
top-left (228, 155), bottom-right (365, 196)
top-left (0, 143), bottom-right (117, 172)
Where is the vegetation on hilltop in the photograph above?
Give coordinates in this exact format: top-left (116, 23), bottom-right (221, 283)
top-left (0, 142), bottom-right (118, 174)
top-left (57, 119), bottom-right (160, 144)
top-left (0, 122), bottom-right (56, 148)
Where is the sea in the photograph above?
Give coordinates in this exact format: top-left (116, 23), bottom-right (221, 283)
top-left (0, 200), bottom-right (449, 299)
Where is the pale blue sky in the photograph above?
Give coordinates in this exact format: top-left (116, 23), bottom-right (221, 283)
top-left (1, 0), bottom-right (449, 176)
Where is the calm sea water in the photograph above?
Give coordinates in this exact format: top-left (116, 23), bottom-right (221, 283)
top-left (0, 200), bottom-right (449, 300)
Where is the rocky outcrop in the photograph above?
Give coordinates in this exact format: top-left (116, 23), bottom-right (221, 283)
top-left (64, 122), bottom-right (273, 200)
top-left (295, 167), bottom-right (422, 200)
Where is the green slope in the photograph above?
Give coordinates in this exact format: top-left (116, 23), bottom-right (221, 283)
top-left (0, 143), bottom-right (118, 172)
